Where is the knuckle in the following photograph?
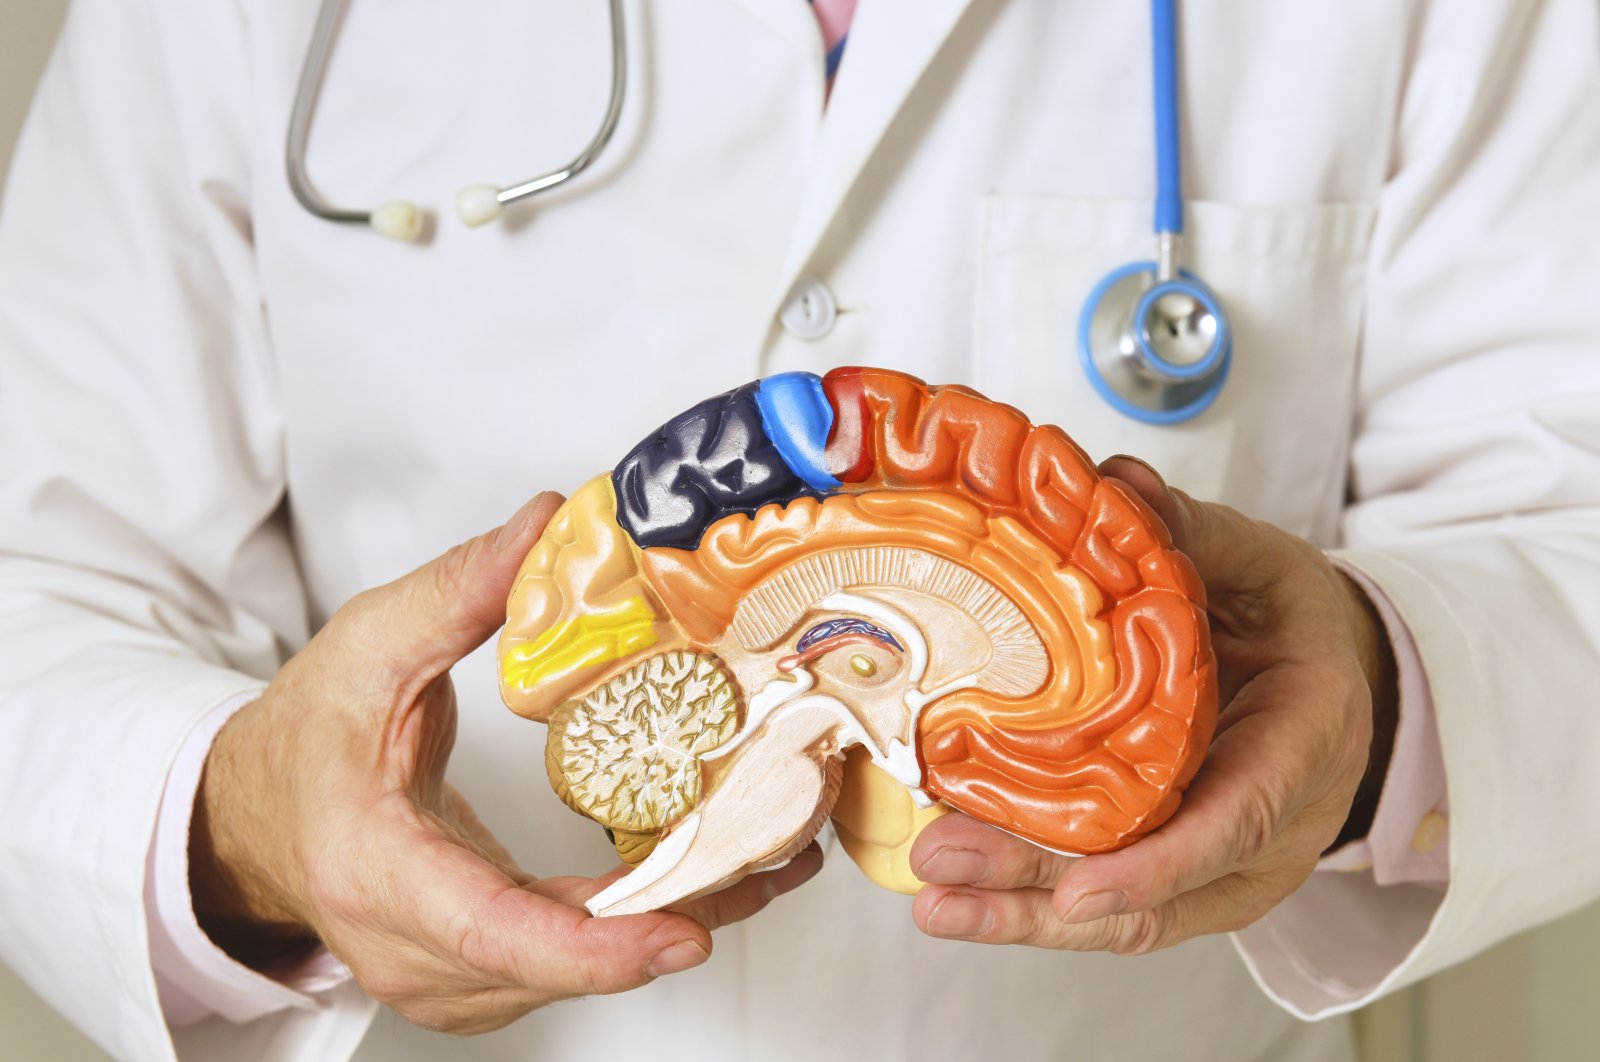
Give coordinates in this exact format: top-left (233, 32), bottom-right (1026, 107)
top-left (1230, 783), bottom-right (1288, 865)
top-left (1109, 909), bottom-right (1170, 956)
top-left (561, 920), bottom-right (640, 998)
top-left (679, 891), bottom-right (739, 932)
top-left (432, 538), bottom-right (481, 603)
top-left (711, 881), bottom-right (763, 926)
top-left (575, 945), bottom-right (633, 997)
top-left (978, 841), bottom-right (1062, 890)
top-left (1024, 848), bottom-right (1063, 889)
top-left (448, 906), bottom-right (494, 971)
top-left (1209, 582), bottom-right (1274, 637)
top-left (1013, 895), bottom-right (1053, 945)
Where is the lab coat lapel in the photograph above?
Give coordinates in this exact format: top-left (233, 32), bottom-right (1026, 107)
top-left (772, 0), bottom-right (979, 299)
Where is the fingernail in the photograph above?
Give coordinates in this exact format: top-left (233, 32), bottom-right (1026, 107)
top-left (646, 941), bottom-right (709, 978)
top-left (915, 846), bottom-right (992, 884)
top-left (1063, 890), bottom-right (1128, 924)
top-left (493, 494), bottom-right (550, 552)
top-left (928, 894), bottom-right (994, 938)
top-left (1108, 454), bottom-right (1167, 490)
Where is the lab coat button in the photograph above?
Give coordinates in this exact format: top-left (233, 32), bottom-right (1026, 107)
top-left (779, 276), bottom-right (837, 340)
top-left (1411, 811), bottom-right (1448, 853)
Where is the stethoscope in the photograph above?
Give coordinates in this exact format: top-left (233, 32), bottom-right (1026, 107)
top-left (1079, 0), bottom-right (1231, 424)
top-left (286, 0), bottom-right (1228, 423)
top-left (285, 0), bottom-right (627, 242)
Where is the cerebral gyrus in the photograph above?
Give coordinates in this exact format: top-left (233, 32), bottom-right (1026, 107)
top-left (498, 367), bottom-right (1217, 916)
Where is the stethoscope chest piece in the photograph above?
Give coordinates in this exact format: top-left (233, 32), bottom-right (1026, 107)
top-left (1079, 262), bottom-right (1231, 425)
top-left (1075, 0), bottom-right (1233, 425)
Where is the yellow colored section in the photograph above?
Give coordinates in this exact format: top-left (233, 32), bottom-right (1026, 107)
top-left (499, 475), bottom-right (688, 721)
top-left (502, 595), bottom-right (659, 690)
top-left (831, 747), bottom-right (948, 895)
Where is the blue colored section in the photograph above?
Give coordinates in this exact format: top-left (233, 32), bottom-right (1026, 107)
top-left (1151, 0), bottom-right (1183, 236)
top-left (612, 381), bottom-right (823, 551)
top-left (797, 617), bottom-right (903, 653)
top-left (755, 372), bottom-right (842, 492)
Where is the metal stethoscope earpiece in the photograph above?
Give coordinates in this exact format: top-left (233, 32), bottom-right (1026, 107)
top-left (286, 0), bottom-right (627, 242)
top-left (1080, 0), bottom-right (1232, 424)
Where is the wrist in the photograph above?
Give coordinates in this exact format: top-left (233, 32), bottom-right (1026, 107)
top-left (189, 694), bottom-right (320, 966)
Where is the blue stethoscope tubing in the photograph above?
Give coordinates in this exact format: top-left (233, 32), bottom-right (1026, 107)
top-left (1152, 0), bottom-right (1183, 238)
top-left (1078, 0), bottom-right (1233, 425)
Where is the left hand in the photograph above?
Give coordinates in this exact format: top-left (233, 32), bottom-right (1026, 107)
top-left (909, 456), bottom-right (1399, 955)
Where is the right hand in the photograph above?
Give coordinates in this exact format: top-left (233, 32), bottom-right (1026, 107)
top-left (189, 493), bottom-right (824, 1035)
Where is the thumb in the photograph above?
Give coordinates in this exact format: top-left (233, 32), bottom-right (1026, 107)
top-left (364, 492), bottom-right (566, 676)
top-left (1098, 456), bottom-right (1267, 593)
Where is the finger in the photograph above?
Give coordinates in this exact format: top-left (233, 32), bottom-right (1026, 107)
top-left (669, 845), bottom-right (826, 930)
top-left (357, 815), bottom-right (714, 1003)
top-left (1048, 675), bottom-right (1335, 923)
top-left (355, 491), bottom-right (565, 679)
top-left (914, 885), bottom-right (1175, 953)
top-left (913, 869), bottom-right (1279, 955)
top-left (909, 813), bottom-right (1072, 890)
top-left (1098, 455), bottom-right (1287, 607)
top-left (455, 871), bottom-right (719, 997)
top-left (542, 845), bottom-right (827, 932)
top-left (913, 883), bottom-right (1134, 950)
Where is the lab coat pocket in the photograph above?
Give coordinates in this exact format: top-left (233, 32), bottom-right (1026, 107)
top-left (975, 196), bottom-right (1376, 541)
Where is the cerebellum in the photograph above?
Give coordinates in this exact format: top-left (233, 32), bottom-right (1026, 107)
top-left (546, 650), bottom-right (740, 835)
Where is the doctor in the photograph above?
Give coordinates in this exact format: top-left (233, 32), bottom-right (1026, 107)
top-left (2, 1), bottom-right (1598, 1060)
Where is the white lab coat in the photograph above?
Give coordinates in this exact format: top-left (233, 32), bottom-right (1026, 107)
top-left (2, 1), bottom-right (1597, 1059)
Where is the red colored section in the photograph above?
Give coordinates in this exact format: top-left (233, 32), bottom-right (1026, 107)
top-left (821, 367), bottom-right (874, 482)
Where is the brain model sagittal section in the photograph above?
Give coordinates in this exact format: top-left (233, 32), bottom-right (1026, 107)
top-left (498, 367), bottom-right (1217, 917)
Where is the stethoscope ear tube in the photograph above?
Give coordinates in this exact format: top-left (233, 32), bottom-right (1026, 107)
top-left (283, 0), bottom-right (431, 241)
top-left (1078, 0), bottom-right (1232, 424)
top-left (456, 0), bottom-right (628, 227)
top-left (285, 0), bottom-right (627, 240)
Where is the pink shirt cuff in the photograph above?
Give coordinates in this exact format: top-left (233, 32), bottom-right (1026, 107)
top-left (1319, 560), bottom-right (1450, 885)
top-left (144, 691), bottom-right (353, 1027)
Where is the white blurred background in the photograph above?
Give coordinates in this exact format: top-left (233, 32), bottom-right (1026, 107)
top-left (2, 3), bottom-right (1597, 1060)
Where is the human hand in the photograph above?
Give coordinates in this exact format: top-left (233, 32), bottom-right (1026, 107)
top-left (908, 457), bottom-right (1398, 954)
top-left (188, 493), bottom-right (823, 1034)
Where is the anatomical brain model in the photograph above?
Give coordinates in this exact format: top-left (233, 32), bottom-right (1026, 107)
top-left (498, 367), bottom-right (1216, 917)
